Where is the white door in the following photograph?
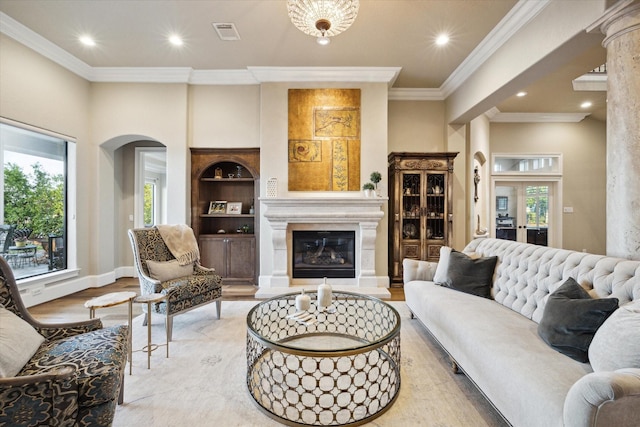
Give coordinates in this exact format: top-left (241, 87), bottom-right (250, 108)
top-left (493, 182), bottom-right (554, 246)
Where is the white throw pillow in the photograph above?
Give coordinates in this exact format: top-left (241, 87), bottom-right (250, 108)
top-left (433, 246), bottom-right (452, 284)
top-left (589, 299), bottom-right (640, 372)
top-left (0, 306), bottom-right (45, 377)
top-left (146, 259), bottom-right (194, 282)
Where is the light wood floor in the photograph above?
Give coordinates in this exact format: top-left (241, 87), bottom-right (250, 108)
top-left (28, 277), bottom-right (405, 323)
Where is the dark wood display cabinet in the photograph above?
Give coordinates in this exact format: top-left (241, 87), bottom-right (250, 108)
top-left (388, 152), bottom-right (458, 285)
top-left (190, 148), bottom-right (259, 286)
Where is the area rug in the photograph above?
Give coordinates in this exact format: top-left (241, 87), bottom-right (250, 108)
top-left (114, 301), bottom-right (507, 427)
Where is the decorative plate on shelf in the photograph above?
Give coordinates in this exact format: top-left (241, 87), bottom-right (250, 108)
top-left (403, 223), bottom-right (417, 238)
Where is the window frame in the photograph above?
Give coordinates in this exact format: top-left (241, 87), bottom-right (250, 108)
top-left (0, 117), bottom-right (78, 287)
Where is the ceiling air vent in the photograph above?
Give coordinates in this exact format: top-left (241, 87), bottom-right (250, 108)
top-left (212, 23), bottom-right (241, 41)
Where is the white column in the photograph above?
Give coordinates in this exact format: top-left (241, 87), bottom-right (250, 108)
top-left (599, 2), bottom-right (640, 258)
top-left (269, 221), bottom-right (290, 287)
top-left (358, 221), bottom-right (379, 286)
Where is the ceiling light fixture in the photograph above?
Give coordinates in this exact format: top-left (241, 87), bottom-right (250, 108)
top-left (79, 35), bottom-right (95, 47)
top-left (169, 35), bottom-right (183, 46)
top-left (581, 101), bottom-right (592, 109)
top-left (516, 91), bottom-right (527, 97)
top-left (435, 34), bottom-right (449, 46)
top-left (287, 0), bottom-right (359, 46)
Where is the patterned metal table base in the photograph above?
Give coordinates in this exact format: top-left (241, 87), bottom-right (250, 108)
top-left (246, 292), bottom-right (401, 426)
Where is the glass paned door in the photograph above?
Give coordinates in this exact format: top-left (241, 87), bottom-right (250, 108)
top-left (401, 173), bottom-right (421, 243)
top-left (494, 182), bottom-right (550, 246)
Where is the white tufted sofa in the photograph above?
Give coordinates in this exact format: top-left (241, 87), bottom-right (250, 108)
top-left (403, 238), bottom-right (640, 427)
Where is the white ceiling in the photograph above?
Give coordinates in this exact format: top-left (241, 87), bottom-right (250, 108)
top-left (0, 0), bottom-right (607, 121)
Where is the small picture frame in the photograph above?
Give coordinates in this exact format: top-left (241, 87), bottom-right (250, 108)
top-left (208, 201), bottom-right (227, 214)
top-left (226, 202), bottom-right (242, 215)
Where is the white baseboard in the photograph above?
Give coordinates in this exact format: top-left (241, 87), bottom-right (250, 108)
top-left (21, 266), bottom-right (137, 308)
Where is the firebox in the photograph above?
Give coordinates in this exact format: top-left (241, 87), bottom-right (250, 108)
top-left (292, 231), bottom-right (356, 278)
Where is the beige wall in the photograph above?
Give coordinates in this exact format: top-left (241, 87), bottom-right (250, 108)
top-left (189, 85), bottom-right (260, 148)
top-left (0, 32), bottom-right (609, 302)
top-left (388, 101), bottom-right (446, 152)
top-left (490, 118), bottom-right (607, 254)
top-left (0, 34), bottom-right (94, 276)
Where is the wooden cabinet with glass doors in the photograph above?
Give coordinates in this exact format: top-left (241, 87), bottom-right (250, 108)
top-left (388, 152), bottom-right (458, 285)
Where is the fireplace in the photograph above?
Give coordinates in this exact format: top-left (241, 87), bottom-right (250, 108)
top-left (292, 231), bottom-right (355, 278)
top-left (259, 197), bottom-right (389, 298)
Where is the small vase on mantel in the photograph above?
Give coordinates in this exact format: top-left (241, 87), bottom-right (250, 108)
top-left (317, 277), bottom-right (332, 310)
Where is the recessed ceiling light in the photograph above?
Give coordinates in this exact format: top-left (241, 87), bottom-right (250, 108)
top-left (435, 34), bottom-right (449, 46)
top-left (581, 101), bottom-right (592, 109)
top-left (516, 91), bottom-right (527, 97)
top-left (79, 35), bottom-right (95, 46)
top-left (169, 35), bottom-right (183, 46)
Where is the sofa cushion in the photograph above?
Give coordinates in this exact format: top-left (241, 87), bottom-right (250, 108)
top-left (0, 305), bottom-right (45, 377)
top-left (19, 324), bottom-right (129, 408)
top-left (433, 246), bottom-right (453, 284)
top-left (538, 278), bottom-right (619, 363)
top-left (147, 259), bottom-right (194, 282)
top-left (437, 250), bottom-right (497, 298)
top-left (589, 299), bottom-right (640, 372)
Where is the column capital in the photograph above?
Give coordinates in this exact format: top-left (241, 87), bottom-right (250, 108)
top-left (590, 0), bottom-right (640, 47)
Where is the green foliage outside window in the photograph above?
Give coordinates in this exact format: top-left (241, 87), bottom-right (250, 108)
top-left (4, 162), bottom-right (64, 238)
top-left (144, 183), bottom-right (154, 226)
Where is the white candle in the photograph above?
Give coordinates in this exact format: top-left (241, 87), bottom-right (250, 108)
top-left (295, 289), bottom-right (311, 311)
top-left (317, 277), bottom-right (332, 309)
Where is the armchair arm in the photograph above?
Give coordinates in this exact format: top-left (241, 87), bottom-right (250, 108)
top-left (137, 271), bottom-right (162, 295)
top-left (33, 317), bottom-right (103, 341)
top-left (402, 258), bottom-right (438, 284)
top-left (194, 263), bottom-right (216, 275)
top-left (0, 366), bottom-right (79, 426)
top-left (564, 368), bottom-right (640, 427)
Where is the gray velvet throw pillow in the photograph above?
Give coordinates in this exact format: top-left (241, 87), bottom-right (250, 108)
top-left (538, 278), bottom-right (619, 363)
top-left (437, 250), bottom-right (497, 299)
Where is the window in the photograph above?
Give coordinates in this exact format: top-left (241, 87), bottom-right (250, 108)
top-left (0, 121), bottom-right (73, 280)
top-left (493, 154), bottom-right (561, 174)
top-left (144, 180), bottom-right (155, 227)
top-left (526, 185), bottom-right (549, 228)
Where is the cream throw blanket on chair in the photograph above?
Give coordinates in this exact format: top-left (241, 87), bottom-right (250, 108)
top-left (156, 224), bottom-right (200, 266)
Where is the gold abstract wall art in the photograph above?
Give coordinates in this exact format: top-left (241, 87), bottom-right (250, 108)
top-left (288, 89), bottom-right (361, 191)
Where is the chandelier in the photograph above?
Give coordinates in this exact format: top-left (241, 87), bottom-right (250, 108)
top-left (287, 0), bottom-right (360, 45)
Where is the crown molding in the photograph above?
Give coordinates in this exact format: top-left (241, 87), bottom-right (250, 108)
top-left (440, 0), bottom-right (551, 97)
top-left (88, 67), bottom-right (193, 83)
top-left (388, 88), bottom-right (444, 101)
top-left (0, 12), bottom-right (92, 79)
top-left (489, 111), bottom-right (590, 123)
top-left (246, 66), bottom-right (401, 86)
top-left (190, 69), bottom-right (259, 85)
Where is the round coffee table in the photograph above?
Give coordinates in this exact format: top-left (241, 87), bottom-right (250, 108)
top-left (246, 291), bottom-right (401, 426)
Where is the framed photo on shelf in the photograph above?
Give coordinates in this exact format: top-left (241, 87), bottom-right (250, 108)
top-left (208, 201), bottom-right (227, 214)
top-left (226, 202), bottom-right (242, 215)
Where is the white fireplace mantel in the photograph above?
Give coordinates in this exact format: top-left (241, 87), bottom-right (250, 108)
top-left (258, 197), bottom-right (390, 299)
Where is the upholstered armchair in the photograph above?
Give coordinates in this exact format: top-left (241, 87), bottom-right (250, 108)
top-left (0, 256), bottom-right (129, 427)
top-left (128, 226), bottom-right (222, 341)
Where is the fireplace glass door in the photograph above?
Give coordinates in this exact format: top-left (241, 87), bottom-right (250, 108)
top-left (292, 231), bottom-right (355, 278)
